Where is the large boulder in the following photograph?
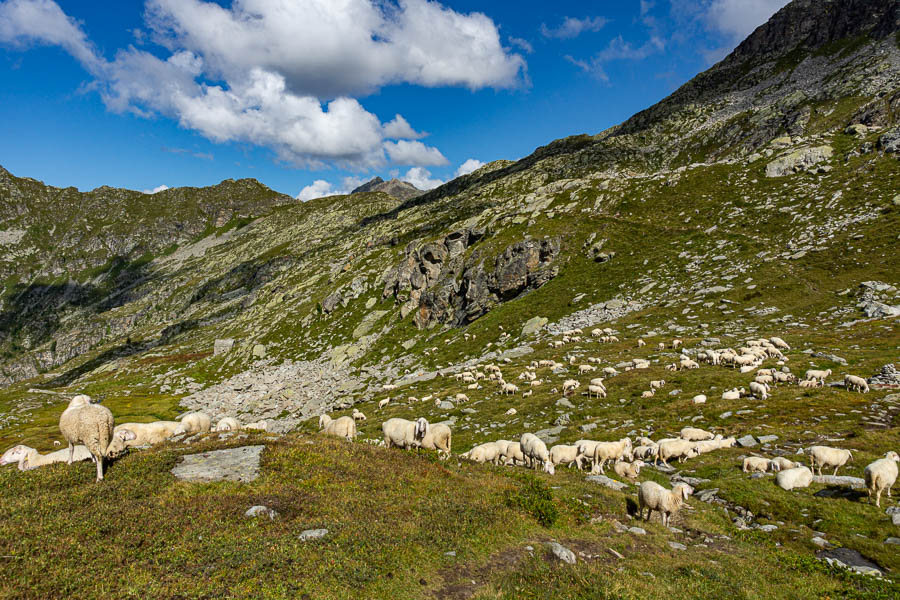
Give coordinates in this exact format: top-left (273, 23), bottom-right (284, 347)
top-left (765, 146), bottom-right (833, 177)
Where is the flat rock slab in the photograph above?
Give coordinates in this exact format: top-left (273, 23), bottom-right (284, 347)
top-left (585, 475), bottom-right (629, 491)
top-left (171, 445), bottom-right (265, 483)
top-left (812, 475), bottom-right (866, 490)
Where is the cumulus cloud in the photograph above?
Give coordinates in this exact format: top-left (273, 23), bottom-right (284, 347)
top-left (0, 0), bottom-right (527, 169)
top-left (143, 184), bottom-right (170, 194)
top-left (566, 35), bottom-right (665, 83)
top-left (509, 37), bottom-right (533, 54)
top-left (704, 0), bottom-right (789, 44)
top-left (401, 167), bottom-right (444, 190)
top-left (296, 175), bottom-right (367, 201)
top-left (455, 158), bottom-right (485, 177)
top-left (540, 16), bottom-right (608, 40)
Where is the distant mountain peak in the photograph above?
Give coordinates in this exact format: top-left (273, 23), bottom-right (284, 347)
top-left (351, 177), bottom-right (422, 200)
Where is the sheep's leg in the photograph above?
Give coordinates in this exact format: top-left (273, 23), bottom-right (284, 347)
top-left (95, 455), bottom-right (104, 482)
top-left (875, 489), bottom-right (881, 508)
top-left (833, 466), bottom-right (839, 476)
top-left (67, 442), bottom-right (74, 465)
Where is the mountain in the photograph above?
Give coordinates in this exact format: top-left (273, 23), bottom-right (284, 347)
top-left (2, 1), bottom-right (900, 596)
top-left (351, 176), bottom-right (423, 200)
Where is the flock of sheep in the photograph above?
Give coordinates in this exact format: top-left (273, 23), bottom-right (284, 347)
top-left (0, 394), bottom-right (260, 481)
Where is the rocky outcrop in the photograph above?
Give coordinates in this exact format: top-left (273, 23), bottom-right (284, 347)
top-left (765, 146), bottom-right (834, 177)
top-left (351, 177), bottom-right (422, 200)
top-left (382, 230), bottom-right (561, 329)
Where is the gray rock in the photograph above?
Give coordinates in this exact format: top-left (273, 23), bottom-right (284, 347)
top-left (171, 445), bottom-right (265, 483)
top-left (252, 344), bottom-right (266, 359)
top-left (893, 513), bottom-right (900, 526)
top-left (879, 127), bottom-right (900, 153)
top-left (765, 146), bottom-right (833, 177)
top-left (885, 537), bottom-right (900, 545)
top-left (812, 475), bottom-right (866, 490)
top-left (758, 435), bottom-right (779, 444)
top-left (556, 398), bottom-right (575, 409)
top-left (521, 316), bottom-right (548, 336)
top-left (553, 413), bottom-right (571, 426)
top-left (859, 300), bottom-right (900, 319)
top-left (811, 352), bottom-right (847, 366)
top-left (737, 435), bottom-right (757, 448)
top-left (438, 401), bottom-right (455, 410)
top-left (299, 528), bottom-right (329, 542)
top-left (668, 542), bottom-right (687, 551)
top-left (585, 475), bottom-right (628, 491)
top-left (546, 542), bottom-right (576, 564)
top-left (214, 338), bottom-right (235, 356)
top-left (758, 524), bottom-right (778, 532)
top-left (245, 505), bottom-right (278, 520)
top-left (579, 423), bottom-right (597, 433)
top-left (628, 527), bottom-right (647, 535)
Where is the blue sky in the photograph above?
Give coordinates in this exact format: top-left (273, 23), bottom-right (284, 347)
top-left (0, 0), bottom-right (789, 198)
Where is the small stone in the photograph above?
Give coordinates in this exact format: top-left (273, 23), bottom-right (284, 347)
top-left (299, 528), bottom-right (329, 542)
top-left (668, 542), bottom-right (687, 551)
top-left (252, 344), bottom-right (266, 359)
top-left (438, 401), bottom-right (455, 410)
top-left (737, 435), bottom-right (757, 448)
top-left (757, 435), bottom-right (779, 444)
top-left (586, 475), bottom-right (628, 491)
top-left (758, 524), bottom-right (778, 533)
top-left (885, 537), bottom-right (900, 545)
top-left (811, 537), bottom-right (828, 548)
top-left (245, 505), bottom-right (278, 520)
top-left (546, 542), bottom-right (576, 564)
top-left (580, 423), bottom-right (597, 433)
top-left (628, 527), bottom-right (647, 535)
top-left (719, 411), bottom-right (733, 419)
top-left (444, 551), bottom-right (457, 556)
top-left (521, 317), bottom-right (548, 336)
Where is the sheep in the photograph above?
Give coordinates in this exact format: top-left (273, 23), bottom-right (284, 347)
top-left (649, 380), bottom-right (666, 390)
top-left (637, 481), bottom-right (692, 527)
top-left (319, 415), bottom-right (357, 441)
top-left (505, 408), bottom-right (518, 416)
top-left (633, 445), bottom-right (658, 461)
top-left (378, 398), bottom-right (391, 409)
top-left (578, 364), bottom-right (596, 374)
top-left (692, 394), bottom-right (707, 405)
top-left (461, 442), bottom-right (502, 465)
top-left (352, 409), bottom-right (367, 422)
top-left (769, 337), bottom-right (790, 350)
top-left (799, 379), bottom-right (822, 389)
top-left (529, 379), bottom-right (543, 387)
top-left (776, 466), bottom-right (813, 491)
top-left (771, 457), bottom-right (797, 471)
top-left (501, 383), bottom-right (519, 395)
top-left (562, 380), bottom-right (579, 395)
top-left (742, 456), bottom-right (773, 473)
top-left (589, 378), bottom-right (606, 389)
top-left (59, 395), bottom-right (115, 482)
top-left (679, 359), bottom-right (700, 370)
top-left (1, 444), bottom-right (94, 470)
top-left (498, 441), bottom-right (526, 466)
top-left (844, 374), bottom-right (870, 393)
top-left (864, 451), bottom-right (899, 507)
top-left (641, 390), bottom-right (655, 399)
top-left (773, 371), bottom-right (795, 384)
top-left (105, 421), bottom-right (184, 457)
top-left (755, 375), bottom-right (775, 387)
top-left (520, 433), bottom-right (555, 474)
top-left (215, 417), bottom-right (241, 432)
top-left (657, 439), bottom-right (701, 466)
top-left (658, 342), bottom-right (665, 351)
top-left (180, 411), bottom-right (212, 434)
top-left (455, 393), bottom-right (470, 402)
top-left (382, 417), bottom-right (428, 449)
top-left (804, 369), bottom-right (832, 382)
top-left (614, 460), bottom-right (645, 480)
top-left (635, 436), bottom-right (655, 447)
top-left (587, 385), bottom-right (607, 399)
top-left (549, 445), bottom-right (584, 470)
top-left (420, 423), bottom-right (452, 459)
top-left (522, 390), bottom-right (533, 398)
top-left (591, 438), bottom-right (633, 474)
top-left (602, 367), bottom-right (619, 377)
top-left (637, 339), bottom-right (646, 348)
top-left (807, 446), bottom-right (853, 476)
top-left (721, 388), bottom-right (744, 401)
top-left (680, 427), bottom-right (715, 442)
top-left (749, 381), bottom-right (769, 401)
top-left (244, 420), bottom-right (268, 431)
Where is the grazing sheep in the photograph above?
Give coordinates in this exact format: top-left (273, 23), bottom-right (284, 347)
top-left (749, 381), bottom-right (769, 401)
top-left (382, 417), bottom-right (428, 449)
top-left (679, 359), bottom-right (699, 370)
top-left (589, 378), bottom-right (606, 389)
top-left (352, 409), bottom-right (367, 422)
top-left (105, 421), bottom-right (184, 457)
top-left (804, 369), bottom-right (832, 383)
top-left (807, 446), bottom-right (853, 476)
top-left (844, 374), bottom-right (870, 393)
top-left (59, 396), bottom-right (115, 482)
top-left (244, 420), bottom-right (268, 431)
top-left (522, 390), bottom-right (533, 398)
top-left (658, 342), bottom-right (665, 351)
top-left (721, 388), bottom-right (744, 401)
top-left (602, 367), bottom-right (619, 377)
top-left (769, 337), bottom-right (791, 350)
top-left (461, 442), bottom-right (502, 465)
top-left (635, 436), bottom-right (655, 447)
top-left (864, 451), bottom-right (899, 507)
top-left (680, 427), bottom-right (715, 442)
top-left (578, 364), bottom-right (596, 374)
top-left (562, 380), bottom-right (579, 395)
top-left (771, 457), bottom-right (797, 471)
top-left (776, 466), bottom-right (813, 491)
top-left (520, 433), bottom-right (555, 474)
top-left (319, 415), bottom-right (357, 441)
top-left (591, 438), bottom-right (633, 474)
top-left (549, 445), bottom-right (584, 469)
top-left (799, 379), bottom-right (821, 389)
top-left (638, 339), bottom-right (646, 348)
top-left (501, 383), bottom-right (519, 395)
top-left (672, 339), bottom-right (682, 350)
top-left (742, 456), bottom-right (773, 473)
top-left (614, 460), bottom-right (644, 480)
top-left (456, 393), bottom-right (470, 402)
top-left (498, 441), bottom-right (526, 466)
top-left (633, 445), bottom-right (658, 461)
top-left (1, 444), bottom-right (93, 470)
top-left (641, 390), bottom-right (655, 399)
top-left (420, 423), bottom-right (452, 459)
top-left (378, 398), bottom-right (390, 410)
top-left (180, 412), bottom-right (212, 434)
top-left (637, 481), bottom-right (692, 527)
top-left (657, 439), bottom-right (701, 466)
top-left (215, 417), bottom-right (241, 432)
top-left (650, 380), bottom-right (666, 390)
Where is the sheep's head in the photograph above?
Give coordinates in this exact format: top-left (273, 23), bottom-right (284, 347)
top-left (542, 460), bottom-right (555, 475)
top-left (105, 429), bottom-right (137, 458)
top-left (414, 417), bottom-right (429, 440)
top-left (687, 447), bottom-right (702, 459)
top-left (67, 394), bottom-right (94, 409)
top-left (883, 451), bottom-right (899, 462)
top-left (1, 444), bottom-right (31, 466)
top-left (674, 483), bottom-right (694, 501)
top-left (318, 415), bottom-right (332, 429)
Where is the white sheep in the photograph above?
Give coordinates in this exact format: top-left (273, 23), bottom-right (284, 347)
top-left (776, 466), bottom-right (813, 491)
top-left (588, 385), bottom-right (607, 399)
top-left (641, 390), bottom-right (655, 399)
top-left (180, 412), bottom-right (212, 434)
top-left (520, 433), bottom-right (555, 474)
top-left (650, 380), bottom-right (666, 390)
top-left (679, 358), bottom-right (700, 370)
top-left (578, 364), bottom-right (596, 374)
top-left (549, 445), bottom-right (583, 469)
top-left (590, 438), bottom-right (633, 474)
top-left (771, 457), bottom-right (797, 471)
top-left (637, 339), bottom-right (646, 348)
top-left (59, 395), bottom-right (115, 482)
top-left (637, 481), bottom-right (692, 527)
top-left (378, 398), bottom-right (391, 410)
top-left (749, 381), bottom-right (769, 401)
top-left (807, 446), bottom-right (853, 476)
top-left (421, 423), bottom-right (452, 459)
top-left (632, 445), bottom-right (658, 461)
top-left (562, 380), bottom-right (579, 395)
top-left (658, 342), bottom-right (665, 351)
top-left (657, 439), bottom-right (701, 466)
top-left (498, 440), bottom-right (526, 466)
top-left (244, 420), bottom-right (268, 431)
top-left (1, 444), bottom-right (94, 470)
top-left (352, 409), bottom-right (367, 422)
top-left (461, 442), bottom-right (502, 465)
top-left (721, 388), bottom-right (744, 401)
top-left (804, 369), bottom-right (832, 382)
top-left (742, 456), bottom-right (773, 473)
top-left (769, 337), bottom-right (790, 350)
top-left (456, 393), bottom-right (470, 402)
top-left (319, 415), bottom-right (357, 441)
top-left (799, 379), bottom-right (822, 389)
top-left (614, 460), bottom-right (644, 480)
top-left (215, 417), bottom-right (241, 432)
top-left (382, 417), bottom-right (428, 449)
top-left (864, 451), bottom-right (899, 507)
top-left (602, 367), bottom-right (618, 377)
top-left (105, 421), bottom-right (184, 457)
top-left (844, 374), bottom-right (870, 393)
top-left (589, 378), bottom-right (606, 389)
top-left (501, 383), bottom-right (519, 395)
top-left (680, 427), bottom-right (715, 442)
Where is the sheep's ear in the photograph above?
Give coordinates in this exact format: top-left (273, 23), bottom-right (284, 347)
top-left (117, 429), bottom-right (136, 441)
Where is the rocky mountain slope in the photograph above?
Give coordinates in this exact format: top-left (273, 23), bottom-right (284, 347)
top-left (351, 176), bottom-right (422, 200)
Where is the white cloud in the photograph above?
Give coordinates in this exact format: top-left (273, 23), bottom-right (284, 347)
top-left (566, 35), bottom-right (665, 83)
top-left (401, 166), bottom-right (444, 190)
top-left (455, 158), bottom-right (485, 177)
top-left (704, 0), bottom-right (789, 44)
top-left (296, 175), bottom-right (367, 201)
top-left (143, 184), bottom-right (170, 194)
top-left (509, 37), bottom-right (533, 54)
top-left (383, 140), bottom-right (448, 167)
top-left (540, 16), bottom-right (608, 40)
top-left (0, 0), bottom-right (527, 170)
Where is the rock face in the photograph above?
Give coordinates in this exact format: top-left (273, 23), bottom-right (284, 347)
top-left (765, 146), bottom-right (834, 177)
top-left (170, 445), bottom-right (265, 483)
top-left (351, 177), bottom-right (422, 200)
top-left (382, 229), bottom-right (561, 328)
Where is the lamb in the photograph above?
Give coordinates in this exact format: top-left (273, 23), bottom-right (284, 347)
top-left (771, 457), bottom-right (798, 471)
top-left (637, 339), bottom-right (646, 348)
top-left (520, 433), bottom-right (555, 474)
top-left (578, 364), bottom-right (596, 374)
top-left (214, 417), bottom-right (241, 432)
top-left (378, 398), bottom-right (391, 409)
top-left (807, 446), bottom-right (853, 476)
top-left (318, 415), bottom-right (357, 441)
top-left (658, 342), bottom-right (665, 351)
top-left (501, 383), bottom-right (519, 395)
top-left (59, 395), bottom-right (115, 482)
top-left (352, 409), bottom-right (367, 422)
top-left (382, 417), bottom-right (429, 449)
top-left (637, 481), bottom-right (693, 527)
top-left (680, 427), bottom-right (715, 442)
top-left (461, 442), bottom-right (502, 465)
top-left (1, 444), bottom-right (94, 470)
top-left (587, 385), bottom-right (607, 399)
top-left (742, 456), bottom-right (773, 473)
top-left (844, 374), bottom-right (870, 393)
top-left (498, 441), bottom-right (526, 466)
top-left (420, 423), bottom-right (452, 459)
top-left (614, 460), bottom-right (645, 480)
top-left (105, 421), bottom-right (183, 457)
top-left (549, 445), bottom-right (584, 469)
top-left (590, 438), bottom-right (633, 474)
top-left (804, 369), bottom-right (832, 382)
top-left (180, 412), bottom-right (212, 434)
top-left (650, 380), bottom-right (666, 390)
top-left (864, 451), bottom-right (899, 507)
top-left (602, 367), bottom-right (618, 377)
top-left (749, 381), bottom-right (769, 401)
top-left (776, 466), bottom-right (813, 491)
top-left (522, 390), bottom-right (533, 398)
top-left (672, 339), bottom-right (682, 350)
top-left (657, 439), bottom-right (701, 466)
